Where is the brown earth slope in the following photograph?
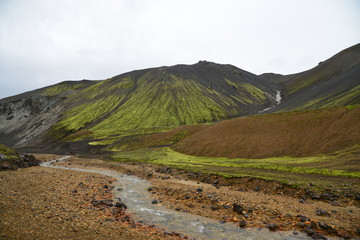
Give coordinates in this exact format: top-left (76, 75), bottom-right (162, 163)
top-left (173, 106), bottom-right (360, 158)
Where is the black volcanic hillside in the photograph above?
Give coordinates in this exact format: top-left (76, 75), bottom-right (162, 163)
top-left (0, 61), bottom-right (277, 148)
top-left (266, 43), bottom-right (360, 112)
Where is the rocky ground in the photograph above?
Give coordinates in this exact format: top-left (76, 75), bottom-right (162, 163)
top-left (0, 160), bottom-right (177, 240)
top-left (1, 154), bottom-right (359, 240)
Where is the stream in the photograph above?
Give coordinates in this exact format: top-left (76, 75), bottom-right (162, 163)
top-left (258, 90), bottom-right (282, 113)
top-left (41, 157), bottom-right (316, 240)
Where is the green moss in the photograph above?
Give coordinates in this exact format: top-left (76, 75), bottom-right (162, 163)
top-left (88, 74), bottom-right (228, 138)
top-left (50, 94), bottom-right (123, 140)
top-left (111, 147), bottom-right (360, 179)
top-left (48, 68), bottom-right (273, 143)
top-left (224, 79), bottom-right (267, 104)
top-left (0, 144), bottom-right (19, 159)
top-left (293, 85), bottom-right (360, 110)
top-left (62, 130), bottom-right (94, 142)
top-left (239, 83), bottom-right (266, 102)
top-left (346, 104), bottom-right (360, 110)
top-left (43, 83), bottom-right (87, 96)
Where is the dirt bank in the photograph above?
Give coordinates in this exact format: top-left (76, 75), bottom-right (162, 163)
top-left (174, 106), bottom-right (360, 158)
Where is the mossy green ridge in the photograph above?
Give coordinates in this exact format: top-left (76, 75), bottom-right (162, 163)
top-left (47, 61), bottom-right (276, 142)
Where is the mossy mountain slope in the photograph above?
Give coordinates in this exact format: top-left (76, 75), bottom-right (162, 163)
top-left (263, 43), bottom-right (360, 112)
top-left (1, 61), bottom-right (277, 148)
top-left (48, 61), bottom-right (277, 142)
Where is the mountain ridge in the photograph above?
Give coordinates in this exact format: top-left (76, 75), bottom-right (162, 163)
top-left (0, 44), bottom-right (359, 153)
top-left (1, 61), bottom-right (277, 149)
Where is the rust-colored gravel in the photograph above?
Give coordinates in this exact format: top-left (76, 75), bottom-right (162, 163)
top-left (0, 165), bottom-right (173, 240)
top-left (52, 156), bottom-right (360, 239)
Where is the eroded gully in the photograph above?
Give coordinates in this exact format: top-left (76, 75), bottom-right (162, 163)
top-left (41, 157), bottom-right (318, 240)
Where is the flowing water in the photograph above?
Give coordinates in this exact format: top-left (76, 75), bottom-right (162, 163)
top-left (258, 90), bottom-right (282, 113)
top-left (41, 157), bottom-right (317, 240)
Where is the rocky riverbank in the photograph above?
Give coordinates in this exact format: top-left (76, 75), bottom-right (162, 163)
top-left (51, 155), bottom-right (360, 239)
top-left (0, 164), bottom-right (177, 240)
top-left (1, 154), bottom-right (359, 239)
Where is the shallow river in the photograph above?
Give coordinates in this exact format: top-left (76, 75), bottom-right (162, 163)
top-left (42, 157), bottom-right (317, 240)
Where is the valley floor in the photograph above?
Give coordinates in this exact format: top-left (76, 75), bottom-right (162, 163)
top-left (0, 160), bottom-right (173, 240)
top-left (1, 155), bottom-right (357, 239)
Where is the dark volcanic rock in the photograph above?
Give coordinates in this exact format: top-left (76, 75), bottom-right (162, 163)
top-left (239, 220), bottom-right (247, 228)
top-left (0, 144), bottom-right (40, 171)
top-left (298, 215), bottom-right (310, 222)
top-left (311, 194), bottom-right (321, 200)
top-left (115, 201), bottom-right (127, 209)
top-left (91, 199), bottom-right (113, 207)
top-left (210, 206), bottom-right (220, 211)
top-left (232, 203), bottom-right (244, 214)
top-left (266, 223), bottom-right (279, 231)
top-left (315, 209), bottom-right (330, 217)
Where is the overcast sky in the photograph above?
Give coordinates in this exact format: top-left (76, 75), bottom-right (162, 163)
top-left (0, 0), bottom-right (359, 99)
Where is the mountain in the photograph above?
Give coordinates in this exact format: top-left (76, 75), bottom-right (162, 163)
top-left (0, 61), bottom-right (277, 149)
top-left (0, 44), bottom-right (359, 153)
top-left (261, 43), bottom-right (360, 112)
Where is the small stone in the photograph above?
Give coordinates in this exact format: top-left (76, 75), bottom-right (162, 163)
top-left (310, 233), bottom-right (327, 239)
top-left (115, 202), bottom-right (127, 209)
top-left (311, 195), bottom-right (320, 200)
top-left (320, 193), bottom-right (330, 200)
top-left (298, 215), bottom-right (310, 222)
top-left (298, 222), bottom-right (306, 228)
top-left (196, 188), bottom-right (203, 193)
top-left (315, 209), bottom-right (330, 216)
top-left (304, 229), bottom-right (316, 236)
top-left (147, 187), bottom-right (153, 192)
top-left (239, 220), bottom-right (246, 228)
top-left (254, 186), bottom-right (260, 192)
top-left (210, 206), bottom-right (220, 211)
top-left (266, 223), bottom-right (279, 231)
top-left (152, 200), bottom-right (159, 204)
top-left (318, 222), bottom-right (332, 230)
top-left (232, 203), bottom-right (244, 214)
